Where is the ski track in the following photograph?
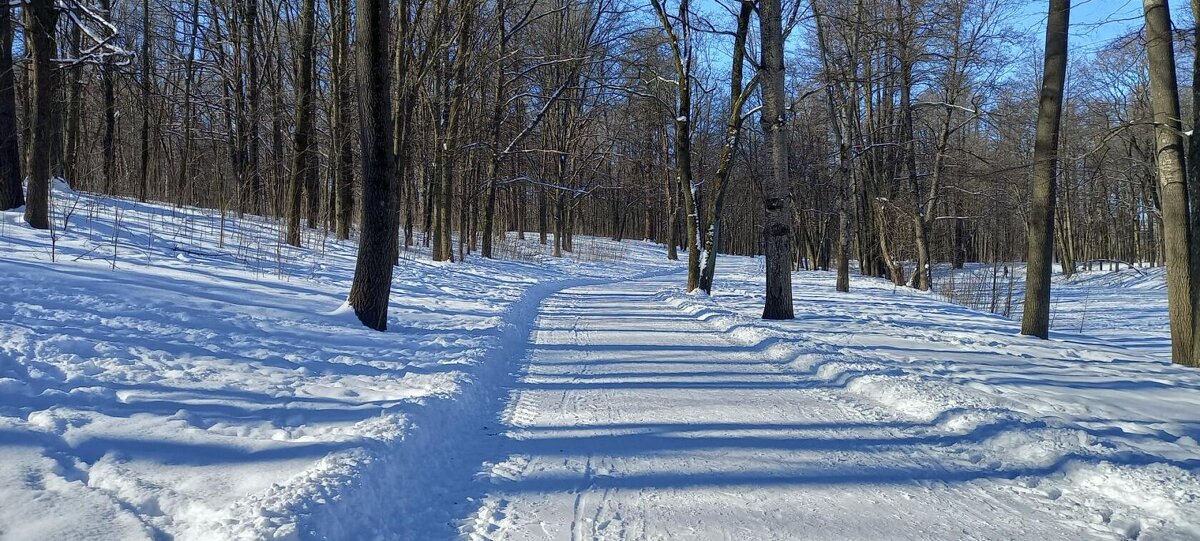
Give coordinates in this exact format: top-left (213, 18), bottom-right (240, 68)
top-left (453, 272), bottom-right (1200, 541)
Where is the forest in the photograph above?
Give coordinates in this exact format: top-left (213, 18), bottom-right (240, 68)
top-left (7, 0), bottom-right (1200, 538)
top-left (0, 0), bottom-right (1194, 341)
top-left (0, 1), bottom-right (1195, 359)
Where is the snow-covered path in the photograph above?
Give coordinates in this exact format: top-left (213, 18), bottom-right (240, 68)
top-left (457, 275), bottom-right (1096, 540)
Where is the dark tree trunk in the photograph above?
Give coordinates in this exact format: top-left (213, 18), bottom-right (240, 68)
top-left (100, 0), bottom-right (116, 194)
top-left (286, 0), bottom-right (317, 246)
top-left (0, 3), bottom-right (21, 210)
top-left (63, 28), bottom-right (82, 185)
top-left (24, 0), bottom-right (58, 229)
top-left (759, 0), bottom-right (794, 319)
top-left (177, 0), bottom-right (200, 206)
top-left (698, 0), bottom-right (754, 294)
top-left (1020, 0), bottom-right (1069, 339)
top-left (1190, 0), bottom-right (1200, 363)
top-left (139, 0), bottom-right (154, 202)
top-left (480, 0), bottom-right (508, 259)
top-left (348, 0), bottom-right (395, 331)
top-left (245, 0), bottom-right (262, 214)
top-left (332, 0), bottom-right (353, 240)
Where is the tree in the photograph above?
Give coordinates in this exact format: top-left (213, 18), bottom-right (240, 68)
top-left (1190, 0), bottom-right (1200, 364)
top-left (760, 0), bottom-right (795, 319)
top-left (650, 0), bottom-right (700, 291)
top-left (24, 0), bottom-right (60, 229)
top-left (0, 1), bottom-right (20, 210)
top-left (1142, 0), bottom-right (1194, 364)
top-left (348, 0), bottom-right (395, 330)
top-left (1020, 0), bottom-right (1070, 339)
top-left (139, 0), bottom-right (154, 202)
top-left (331, 0), bottom-right (353, 240)
top-left (697, 0), bottom-right (757, 294)
top-left (100, 0), bottom-right (116, 194)
top-left (286, 0), bottom-right (318, 247)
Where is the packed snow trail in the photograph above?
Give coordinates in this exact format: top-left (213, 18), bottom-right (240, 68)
top-left (455, 275), bottom-right (1113, 540)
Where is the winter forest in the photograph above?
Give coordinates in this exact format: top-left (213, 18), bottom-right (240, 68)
top-left (4, 0), bottom-right (1200, 538)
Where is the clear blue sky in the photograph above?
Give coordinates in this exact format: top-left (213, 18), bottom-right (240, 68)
top-left (1017, 0), bottom-right (1144, 56)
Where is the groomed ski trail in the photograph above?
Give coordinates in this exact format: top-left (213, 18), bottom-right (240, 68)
top-left (453, 274), bottom-right (1104, 541)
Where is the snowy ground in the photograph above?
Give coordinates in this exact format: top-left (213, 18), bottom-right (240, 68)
top-left (1047, 267), bottom-right (1170, 360)
top-left (0, 187), bottom-right (676, 540)
top-left (933, 263), bottom-right (1171, 361)
top-left (453, 266), bottom-right (1200, 540)
top-left (1, 189), bottom-right (1198, 540)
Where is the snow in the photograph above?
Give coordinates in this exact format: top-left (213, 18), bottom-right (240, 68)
top-left (2, 187), bottom-right (1199, 539)
top-left (0, 186), bottom-right (675, 539)
top-left (456, 267), bottom-right (1200, 540)
top-left (935, 263), bottom-right (1172, 360)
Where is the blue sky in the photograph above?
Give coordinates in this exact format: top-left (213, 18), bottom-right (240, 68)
top-left (1016, 0), bottom-right (1145, 56)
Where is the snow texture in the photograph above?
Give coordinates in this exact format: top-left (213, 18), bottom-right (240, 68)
top-left (1, 187), bottom-right (1197, 540)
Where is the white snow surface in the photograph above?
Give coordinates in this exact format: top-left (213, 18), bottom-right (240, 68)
top-left (0, 187), bottom-right (674, 540)
top-left (1, 188), bottom-right (1199, 540)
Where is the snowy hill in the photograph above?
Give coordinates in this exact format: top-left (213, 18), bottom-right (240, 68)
top-left (2, 188), bottom-right (1199, 540)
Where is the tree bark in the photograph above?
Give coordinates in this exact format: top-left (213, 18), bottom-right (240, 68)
top-left (244, 0), bottom-right (262, 214)
top-left (63, 28), bottom-right (82, 185)
top-left (100, 0), bottom-right (116, 194)
top-left (24, 0), bottom-right (57, 229)
top-left (331, 0), bottom-right (353, 240)
top-left (481, 0), bottom-right (508, 259)
top-left (348, 0), bottom-right (395, 331)
top-left (698, 0), bottom-right (754, 294)
top-left (1020, 0), bottom-right (1069, 339)
top-left (759, 0), bottom-right (795, 319)
top-left (650, 0), bottom-right (699, 287)
top-left (1189, 0), bottom-right (1200, 363)
top-left (0, 3), bottom-right (21, 210)
top-left (286, 0), bottom-right (317, 246)
top-left (139, 0), bottom-right (154, 202)
top-left (1143, 0), bottom-right (1195, 364)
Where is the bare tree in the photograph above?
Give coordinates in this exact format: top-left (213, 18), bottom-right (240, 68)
top-left (1020, 0), bottom-right (1069, 339)
top-left (760, 0), bottom-right (795, 319)
top-left (23, 0), bottom-right (60, 229)
top-left (286, 0), bottom-right (318, 246)
top-left (331, 0), bottom-right (353, 240)
top-left (0, 1), bottom-right (20, 210)
top-left (1142, 0), bottom-right (1194, 365)
top-left (348, 0), bottom-right (395, 330)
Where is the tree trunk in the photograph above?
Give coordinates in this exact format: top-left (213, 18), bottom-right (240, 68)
top-left (24, 0), bottom-right (57, 229)
top-left (176, 0), bottom-right (200, 206)
top-left (1190, 0), bottom-right (1200, 363)
top-left (139, 0), bottom-right (154, 202)
top-left (759, 0), bottom-right (794, 319)
top-left (245, 0), bottom-right (262, 214)
top-left (286, 0), bottom-right (316, 246)
top-left (347, 0), bottom-right (395, 331)
top-left (63, 28), bottom-right (82, 185)
top-left (100, 0), bottom-right (117, 194)
top-left (0, 3), bottom-right (21, 210)
top-left (1020, 0), bottom-right (1069, 339)
top-left (1143, 0), bottom-right (1196, 364)
top-left (480, 0), bottom-right (508, 259)
top-left (698, 0), bottom-right (754, 294)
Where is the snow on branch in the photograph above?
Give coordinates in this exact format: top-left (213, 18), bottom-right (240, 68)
top-left (52, 0), bottom-right (133, 67)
